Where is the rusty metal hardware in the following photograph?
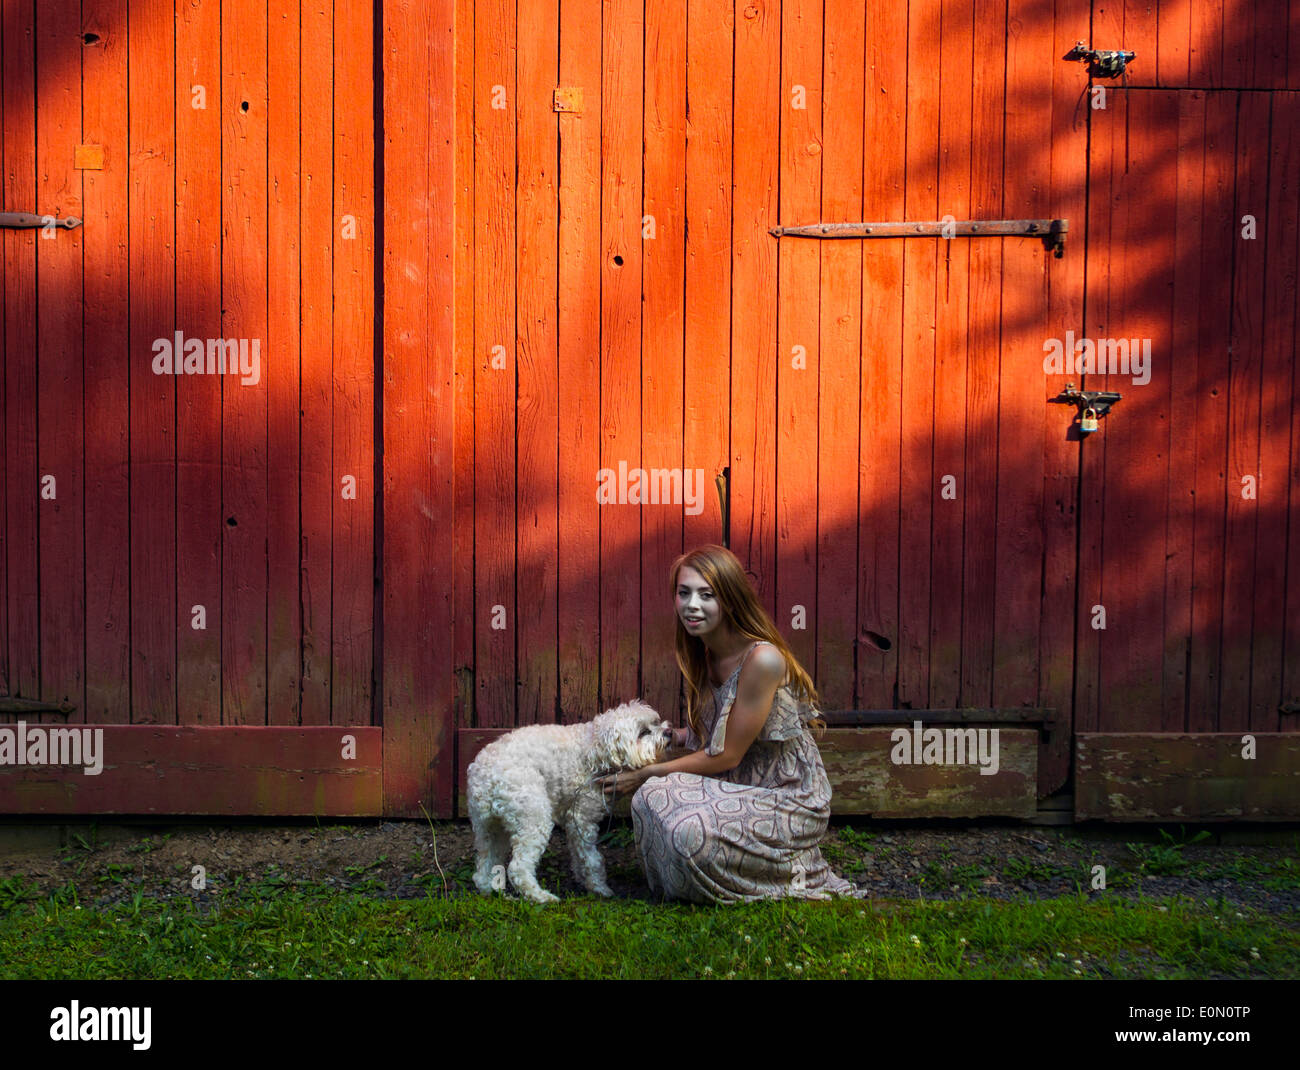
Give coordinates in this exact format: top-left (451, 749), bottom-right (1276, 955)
top-left (1051, 381), bottom-right (1122, 433)
top-left (771, 218), bottom-right (1068, 257)
top-left (1069, 41), bottom-right (1136, 78)
top-left (0, 212), bottom-right (81, 229)
top-left (0, 696), bottom-right (76, 717)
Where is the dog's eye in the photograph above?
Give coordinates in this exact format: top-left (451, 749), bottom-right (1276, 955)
top-left (640, 728), bottom-right (650, 736)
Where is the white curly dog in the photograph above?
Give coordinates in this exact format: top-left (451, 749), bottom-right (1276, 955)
top-left (467, 699), bottom-right (671, 903)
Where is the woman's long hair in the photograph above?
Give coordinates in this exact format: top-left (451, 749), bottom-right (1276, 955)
top-left (671, 544), bottom-right (826, 742)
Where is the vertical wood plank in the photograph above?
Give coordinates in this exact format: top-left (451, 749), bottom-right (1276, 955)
top-left (382, 0), bottom-right (456, 815)
top-left (684, 1), bottom-right (732, 560)
top-left (1221, 92), bottom-right (1269, 733)
top-left (776, 0), bottom-right (821, 678)
top-left (474, 0), bottom-right (515, 727)
top-left (176, 0), bottom-right (223, 725)
top-left (643, 0), bottom-right (688, 722)
top-left (857, 0), bottom-right (906, 709)
top-left (995, 0), bottom-right (1049, 711)
top-left (929, 0), bottom-right (972, 711)
top-left (556, 0), bottom-right (601, 724)
top-left (1189, 0), bottom-right (1224, 87)
top-left (1254, 93), bottom-right (1299, 730)
top-left (1187, 92), bottom-right (1236, 732)
top-left (1122, 0), bottom-right (1158, 85)
top-left (265, 0), bottom-right (302, 726)
top-left (37, 0), bottom-right (85, 720)
top-left (1156, 0), bottom-right (1191, 87)
top-left (1253, 0), bottom-right (1287, 88)
top-left (221, 0), bottom-right (269, 725)
top-left (83, 0), bottom-right (131, 723)
top-left (1163, 90), bottom-right (1207, 733)
top-left (599, 0), bottom-right (644, 710)
top-left (130, 0), bottom-right (177, 724)
top-left (961, 0), bottom-right (1005, 711)
top-left (334, 0), bottom-right (376, 726)
top-left (300, 0), bottom-right (334, 726)
top-left (815, 0), bottom-right (863, 712)
top-left (515, 0), bottom-right (560, 725)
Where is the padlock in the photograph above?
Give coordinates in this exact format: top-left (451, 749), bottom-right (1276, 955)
top-left (1080, 406), bottom-right (1099, 434)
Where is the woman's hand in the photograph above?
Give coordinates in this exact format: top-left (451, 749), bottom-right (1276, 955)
top-left (596, 765), bottom-right (659, 802)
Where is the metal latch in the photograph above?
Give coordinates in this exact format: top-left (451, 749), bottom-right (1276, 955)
top-left (1069, 42), bottom-right (1136, 78)
top-left (0, 212), bottom-right (81, 230)
top-left (1051, 382), bottom-right (1122, 436)
top-left (771, 218), bottom-right (1068, 258)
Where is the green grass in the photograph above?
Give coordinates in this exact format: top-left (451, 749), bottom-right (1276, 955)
top-left (0, 884), bottom-right (1293, 980)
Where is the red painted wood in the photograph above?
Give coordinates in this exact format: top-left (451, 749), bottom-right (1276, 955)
top-left (994, 0), bottom-right (1049, 712)
top-left (816, 0), bottom-right (864, 713)
top-left (1257, 94), bottom-right (1300, 729)
top-left (1156, 0), bottom-right (1191, 87)
top-left (898, 0), bottom-right (938, 709)
top-left (220, 0), bottom-right (268, 725)
top-left (1188, 93), bottom-right (1236, 732)
top-left (1189, 0), bottom-right (1224, 88)
top-left (266, 0), bottom-right (303, 727)
top-left (37, 0), bottom-right (85, 722)
top-left (642, 0), bottom-right (688, 728)
top-left (776, 0), bottom-right (822, 684)
top-left (961, 0), bottom-right (1005, 713)
top-left (929, 0), bottom-right (972, 711)
top-left (333, 0), bottom-right (376, 729)
top-left (176, 0), bottom-right (223, 726)
top-left (1221, 93), bottom-right (1269, 734)
top-left (1163, 91), bottom-right (1208, 733)
top-left (2, 0), bottom-right (39, 711)
top-left (556, 0), bottom-right (600, 726)
top-left (129, 0), bottom-right (177, 726)
top-left (1254, 0), bottom-right (1288, 88)
top-left (857, 0), bottom-right (906, 710)
top-left (381, 0), bottom-right (455, 817)
top-left (300, 0), bottom-right (333, 726)
top-left (515, 0), bottom-right (560, 726)
top-left (1122, 0), bottom-right (1158, 85)
top-left (599, 0), bottom-right (644, 713)
top-left (0, 726), bottom-right (381, 815)
top-left (82, 0), bottom-right (131, 725)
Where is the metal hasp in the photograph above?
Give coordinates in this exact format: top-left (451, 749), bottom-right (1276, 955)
top-left (1051, 381), bottom-right (1122, 434)
top-left (1068, 41), bottom-right (1136, 78)
top-left (0, 212), bottom-right (81, 229)
top-left (771, 218), bottom-right (1069, 258)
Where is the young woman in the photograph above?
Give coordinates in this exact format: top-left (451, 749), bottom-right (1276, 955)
top-left (597, 544), bottom-right (866, 903)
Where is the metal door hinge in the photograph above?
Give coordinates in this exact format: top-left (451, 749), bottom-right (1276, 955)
top-left (0, 212), bottom-right (81, 230)
top-left (771, 218), bottom-right (1068, 257)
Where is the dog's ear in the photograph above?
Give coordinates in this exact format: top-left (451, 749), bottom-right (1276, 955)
top-left (593, 711), bottom-right (632, 770)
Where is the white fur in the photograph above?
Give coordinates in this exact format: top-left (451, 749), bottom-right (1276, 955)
top-left (467, 699), bottom-right (671, 904)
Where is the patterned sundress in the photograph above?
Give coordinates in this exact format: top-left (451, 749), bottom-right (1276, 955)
top-left (631, 640), bottom-right (868, 903)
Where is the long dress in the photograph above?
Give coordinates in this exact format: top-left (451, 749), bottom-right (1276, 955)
top-left (630, 640), bottom-right (868, 903)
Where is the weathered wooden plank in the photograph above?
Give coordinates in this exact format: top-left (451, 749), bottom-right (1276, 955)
top-left (1189, 0), bottom-right (1224, 88)
top-left (1156, 0), bottom-right (1191, 87)
top-left (1075, 733), bottom-right (1300, 820)
top-left (266, 0), bottom-right (303, 727)
top-left (817, 0), bottom-right (864, 713)
top-left (643, 0), bottom-right (689, 727)
top-left (83, 0), bottom-right (132, 725)
top-left (300, 0), bottom-right (334, 727)
top-left (856, 0), bottom-right (905, 709)
top-left (555, 0), bottom-right (601, 727)
top-left (381, 0), bottom-right (456, 815)
top-left (333, 0), bottom-right (376, 728)
top-left (0, 726), bottom-right (382, 815)
top-left (599, 0), bottom-right (644, 712)
top-left (456, 726), bottom-right (1037, 818)
top-left (1276, 93), bottom-right (1300, 724)
top-left (516, 0), bottom-right (561, 726)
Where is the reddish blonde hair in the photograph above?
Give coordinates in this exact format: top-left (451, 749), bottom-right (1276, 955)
top-left (670, 544), bottom-right (825, 742)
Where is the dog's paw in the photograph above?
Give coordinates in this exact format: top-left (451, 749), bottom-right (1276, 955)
top-left (525, 889), bottom-right (561, 905)
top-left (588, 884), bottom-right (615, 899)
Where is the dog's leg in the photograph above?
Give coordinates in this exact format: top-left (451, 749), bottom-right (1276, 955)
top-left (502, 801), bottom-right (560, 904)
top-left (564, 809), bottom-right (615, 898)
top-left (472, 816), bottom-right (510, 896)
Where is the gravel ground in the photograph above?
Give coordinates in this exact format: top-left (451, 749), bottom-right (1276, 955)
top-left (1, 819), bottom-right (1297, 919)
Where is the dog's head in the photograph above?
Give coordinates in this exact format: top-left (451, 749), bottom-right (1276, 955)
top-left (592, 700), bottom-right (672, 771)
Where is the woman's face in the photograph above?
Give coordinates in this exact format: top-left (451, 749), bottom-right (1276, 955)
top-left (675, 565), bottom-right (724, 640)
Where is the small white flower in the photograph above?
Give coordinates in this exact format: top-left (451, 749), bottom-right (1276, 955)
top-left (743, 934), bottom-right (752, 943)
top-left (1072, 958), bottom-right (1082, 966)
top-left (703, 966), bottom-right (712, 974)
top-left (764, 956), bottom-right (772, 965)
top-left (1056, 952), bottom-right (1066, 959)
top-left (1044, 911), bottom-right (1054, 919)
top-left (959, 938), bottom-right (967, 946)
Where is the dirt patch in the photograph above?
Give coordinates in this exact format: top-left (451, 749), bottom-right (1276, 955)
top-left (0, 819), bottom-right (1296, 918)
